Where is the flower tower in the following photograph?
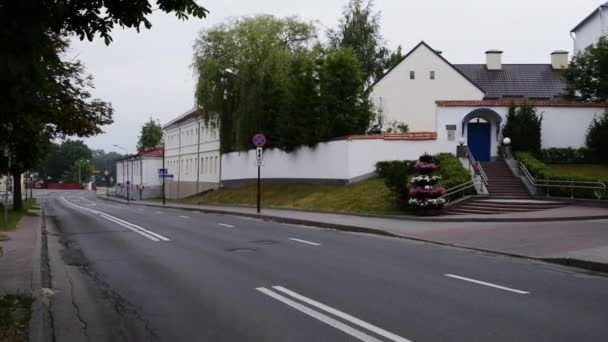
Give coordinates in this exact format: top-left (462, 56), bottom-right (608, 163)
top-left (409, 154), bottom-right (446, 215)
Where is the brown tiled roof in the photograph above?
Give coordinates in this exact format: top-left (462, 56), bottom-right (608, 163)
top-left (436, 100), bottom-right (608, 108)
top-left (335, 132), bottom-right (437, 141)
top-left (140, 148), bottom-right (164, 158)
top-left (453, 64), bottom-right (566, 101)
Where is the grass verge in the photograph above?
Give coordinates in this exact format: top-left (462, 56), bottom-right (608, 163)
top-left (548, 164), bottom-right (608, 179)
top-left (176, 178), bottom-right (408, 215)
top-left (0, 294), bottom-right (34, 342)
top-left (0, 199), bottom-right (37, 232)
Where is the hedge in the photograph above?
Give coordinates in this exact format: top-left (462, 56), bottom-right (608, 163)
top-left (538, 148), bottom-right (592, 164)
top-left (514, 151), bottom-right (607, 199)
top-left (435, 153), bottom-right (471, 191)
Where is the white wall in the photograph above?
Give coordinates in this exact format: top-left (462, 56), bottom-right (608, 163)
top-left (221, 138), bottom-right (453, 183)
top-left (573, 8), bottom-right (608, 53)
top-left (370, 43), bottom-right (485, 132)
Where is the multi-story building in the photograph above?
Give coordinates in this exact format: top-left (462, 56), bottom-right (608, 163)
top-left (571, 2), bottom-right (608, 53)
top-left (163, 108), bottom-right (220, 199)
top-left (115, 147), bottom-right (163, 200)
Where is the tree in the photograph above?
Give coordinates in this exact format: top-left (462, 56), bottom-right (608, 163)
top-left (137, 118), bottom-right (163, 151)
top-left (585, 109), bottom-right (608, 164)
top-left (329, 0), bottom-right (400, 85)
top-left (92, 150), bottom-right (124, 186)
top-left (61, 160), bottom-right (94, 185)
top-left (563, 36), bottom-right (608, 102)
top-left (1, 1), bottom-right (208, 211)
top-left (38, 140), bottom-right (92, 183)
top-left (319, 49), bottom-right (373, 138)
top-left (502, 102), bottom-right (543, 154)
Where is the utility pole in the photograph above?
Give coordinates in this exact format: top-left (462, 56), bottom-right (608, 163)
top-left (162, 151), bottom-right (166, 206)
top-left (3, 148), bottom-right (9, 227)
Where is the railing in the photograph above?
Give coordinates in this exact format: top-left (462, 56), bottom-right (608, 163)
top-left (465, 146), bottom-right (488, 192)
top-left (440, 181), bottom-right (476, 203)
top-left (504, 150), bottom-right (607, 200)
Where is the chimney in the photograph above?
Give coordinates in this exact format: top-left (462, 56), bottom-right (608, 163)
top-left (485, 50), bottom-right (503, 70)
top-left (551, 50), bottom-right (569, 69)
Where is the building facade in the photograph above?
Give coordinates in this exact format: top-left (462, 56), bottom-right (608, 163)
top-left (163, 109), bottom-right (220, 199)
top-left (571, 2), bottom-right (608, 53)
top-left (115, 148), bottom-right (163, 200)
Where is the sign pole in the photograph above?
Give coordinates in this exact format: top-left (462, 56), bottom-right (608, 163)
top-left (257, 163), bottom-right (261, 213)
top-left (252, 134), bottom-right (266, 214)
top-left (162, 158), bottom-right (166, 206)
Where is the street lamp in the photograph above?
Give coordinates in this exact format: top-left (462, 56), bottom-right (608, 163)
top-left (113, 144), bottom-right (130, 201)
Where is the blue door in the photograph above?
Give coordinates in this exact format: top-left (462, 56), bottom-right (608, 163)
top-left (467, 122), bottom-right (491, 162)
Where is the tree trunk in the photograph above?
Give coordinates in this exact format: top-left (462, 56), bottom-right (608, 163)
top-left (12, 171), bottom-right (22, 212)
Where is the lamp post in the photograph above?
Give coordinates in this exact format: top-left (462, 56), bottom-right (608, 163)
top-left (113, 145), bottom-right (130, 201)
top-left (3, 147), bottom-right (9, 227)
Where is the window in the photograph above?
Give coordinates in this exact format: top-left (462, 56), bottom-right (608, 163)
top-left (200, 157), bottom-right (203, 174)
top-left (430, 71), bottom-right (435, 80)
top-left (215, 156), bottom-right (219, 174)
top-left (410, 71), bottom-right (415, 80)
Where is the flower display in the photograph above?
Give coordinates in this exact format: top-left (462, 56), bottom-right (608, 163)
top-left (409, 154), bottom-right (446, 214)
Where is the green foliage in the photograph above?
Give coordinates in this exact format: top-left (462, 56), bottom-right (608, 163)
top-left (585, 109), bottom-right (608, 164)
top-left (137, 118), bottom-right (163, 151)
top-left (383, 121), bottom-right (409, 133)
top-left (539, 148), bottom-right (591, 164)
top-left (434, 153), bottom-right (471, 191)
top-left (38, 140), bottom-right (92, 183)
top-left (515, 151), bottom-right (607, 199)
top-left (0, 199), bottom-right (36, 232)
top-left (91, 150), bottom-right (124, 186)
top-left (0, 294), bottom-right (34, 342)
top-left (374, 160), bottom-right (416, 208)
top-left (61, 160), bottom-right (94, 184)
top-left (501, 102), bottom-right (542, 154)
top-left (563, 36), bottom-right (608, 102)
top-left (193, 15), bottom-right (374, 153)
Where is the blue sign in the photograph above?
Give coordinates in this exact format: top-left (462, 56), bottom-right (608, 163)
top-left (252, 133), bottom-right (267, 147)
top-left (161, 174), bottom-right (174, 180)
top-left (158, 168), bottom-right (168, 176)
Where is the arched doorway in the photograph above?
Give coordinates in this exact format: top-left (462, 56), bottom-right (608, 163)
top-left (462, 108), bottom-right (502, 162)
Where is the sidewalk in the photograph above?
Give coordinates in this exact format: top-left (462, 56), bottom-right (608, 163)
top-left (100, 194), bottom-right (608, 272)
top-left (0, 212), bottom-right (41, 295)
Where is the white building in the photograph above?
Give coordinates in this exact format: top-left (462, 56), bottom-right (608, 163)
top-left (115, 148), bottom-right (163, 200)
top-left (571, 1), bottom-right (608, 53)
top-left (163, 108), bottom-right (220, 199)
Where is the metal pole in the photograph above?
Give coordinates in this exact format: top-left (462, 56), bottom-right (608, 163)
top-left (5, 153), bottom-right (11, 226)
top-left (127, 159), bottom-right (130, 202)
top-left (257, 164), bottom-right (261, 213)
top-left (162, 152), bottom-right (166, 206)
top-left (78, 163), bottom-right (81, 188)
top-left (24, 173), bottom-right (27, 200)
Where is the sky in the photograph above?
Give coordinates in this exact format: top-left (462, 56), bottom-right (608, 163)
top-left (72, 0), bottom-right (602, 153)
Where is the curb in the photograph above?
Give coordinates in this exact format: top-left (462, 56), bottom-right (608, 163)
top-left (97, 196), bottom-right (608, 275)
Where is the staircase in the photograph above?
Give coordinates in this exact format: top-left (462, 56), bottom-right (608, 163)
top-left (445, 160), bottom-right (567, 215)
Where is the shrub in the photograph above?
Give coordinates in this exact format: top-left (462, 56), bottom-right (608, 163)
top-left (502, 102), bottom-right (543, 154)
top-left (434, 153), bottom-right (471, 191)
top-left (374, 160), bottom-right (416, 207)
top-left (586, 109), bottom-right (608, 164)
top-left (539, 148), bottom-right (591, 164)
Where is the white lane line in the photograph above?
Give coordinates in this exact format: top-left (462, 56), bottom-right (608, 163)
top-left (218, 223), bottom-right (235, 228)
top-left (289, 238), bottom-right (321, 246)
top-left (60, 197), bottom-right (170, 242)
top-left (444, 274), bottom-right (530, 295)
top-left (273, 286), bottom-right (412, 342)
top-left (179, 215), bottom-right (190, 219)
top-left (256, 288), bottom-right (383, 342)
top-left (154, 211), bottom-right (163, 214)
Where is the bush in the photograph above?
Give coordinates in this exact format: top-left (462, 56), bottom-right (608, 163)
top-left (586, 109), bottom-right (608, 164)
top-left (515, 151), bottom-right (607, 199)
top-left (435, 153), bottom-right (471, 191)
top-left (539, 148), bottom-right (591, 164)
top-left (502, 102), bottom-right (542, 154)
top-left (375, 160), bottom-right (415, 208)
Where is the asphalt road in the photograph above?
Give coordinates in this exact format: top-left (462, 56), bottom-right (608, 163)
top-left (40, 190), bottom-right (608, 342)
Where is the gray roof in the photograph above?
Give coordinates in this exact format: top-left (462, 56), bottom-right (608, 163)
top-left (453, 64), bottom-right (566, 100)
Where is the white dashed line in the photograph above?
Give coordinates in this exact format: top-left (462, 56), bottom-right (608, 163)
top-left (218, 223), bottom-right (235, 228)
top-left (444, 274), bottom-right (530, 294)
top-left (289, 238), bottom-right (321, 246)
top-left (179, 215), bottom-right (190, 219)
top-left (155, 211), bottom-right (163, 214)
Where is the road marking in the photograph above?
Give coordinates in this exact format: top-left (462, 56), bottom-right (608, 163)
top-left (289, 238), bottom-right (321, 246)
top-left (256, 288), bottom-right (385, 342)
top-left (155, 211), bottom-right (163, 214)
top-left (60, 197), bottom-right (170, 242)
top-left (218, 223), bottom-right (235, 228)
top-left (179, 215), bottom-right (190, 219)
top-left (272, 286), bottom-right (412, 342)
top-left (444, 274), bottom-right (530, 295)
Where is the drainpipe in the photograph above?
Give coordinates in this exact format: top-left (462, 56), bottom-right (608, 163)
top-left (177, 126), bottom-right (181, 199)
top-left (196, 118), bottom-right (201, 194)
top-left (218, 125), bottom-right (222, 188)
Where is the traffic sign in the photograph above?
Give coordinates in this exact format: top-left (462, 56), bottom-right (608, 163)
top-left (252, 133), bottom-right (267, 147)
top-left (162, 174), bottom-right (174, 180)
top-left (104, 170), bottom-right (110, 176)
top-left (256, 147), bottom-right (263, 166)
top-left (158, 168), bottom-right (168, 176)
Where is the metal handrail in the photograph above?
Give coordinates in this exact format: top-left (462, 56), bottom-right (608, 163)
top-left (439, 181), bottom-right (475, 201)
top-left (465, 146), bottom-right (488, 189)
top-left (506, 153), bottom-right (607, 199)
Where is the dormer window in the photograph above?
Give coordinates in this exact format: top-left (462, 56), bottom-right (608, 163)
top-left (430, 71), bottom-right (435, 80)
top-left (409, 71), bottom-right (415, 80)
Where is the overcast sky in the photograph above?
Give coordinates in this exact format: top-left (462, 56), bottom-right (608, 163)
top-left (73, 0), bottom-right (601, 153)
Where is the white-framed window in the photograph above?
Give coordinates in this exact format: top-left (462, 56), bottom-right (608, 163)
top-left (410, 71), bottom-right (415, 80)
top-left (215, 156), bottom-right (218, 174)
top-left (430, 71), bottom-right (435, 80)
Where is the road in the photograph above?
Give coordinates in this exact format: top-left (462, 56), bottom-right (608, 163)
top-left (39, 190), bottom-right (608, 342)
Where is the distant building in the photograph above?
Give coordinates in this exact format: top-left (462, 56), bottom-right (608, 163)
top-left (571, 1), bottom-right (608, 53)
top-left (163, 108), bottom-right (220, 199)
top-left (115, 147), bottom-right (163, 200)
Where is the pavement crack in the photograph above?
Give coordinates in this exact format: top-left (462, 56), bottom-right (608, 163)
top-left (65, 268), bottom-right (89, 341)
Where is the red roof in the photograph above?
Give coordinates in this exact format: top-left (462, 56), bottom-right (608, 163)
top-left (140, 148), bottom-right (164, 158)
top-left (436, 100), bottom-right (608, 108)
top-left (334, 132), bottom-right (437, 141)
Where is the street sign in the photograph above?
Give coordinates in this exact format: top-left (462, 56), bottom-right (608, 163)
top-left (256, 147), bottom-right (263, 166)
top-left (158, 168), bottom-right (168, 176)
top-left (162, 174), bottom-right (174, 180)
top-left (104, 170), bottom-right (110, 176)
top-left (252, 133), bottom-right (267, 147)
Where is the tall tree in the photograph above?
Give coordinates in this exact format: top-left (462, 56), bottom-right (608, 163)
top-left (563, 36), bottom-right (608, 102)
top-left (38, 140), bottom-right (92, 183)
top-left (502, 103), bottom-right (543, 154)
top-left (137, 118), bottom-right (163, 151)
top-left (1, 1), bottom-right (207, 210)
top-left (329, 0), bottom-right (392, 85)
